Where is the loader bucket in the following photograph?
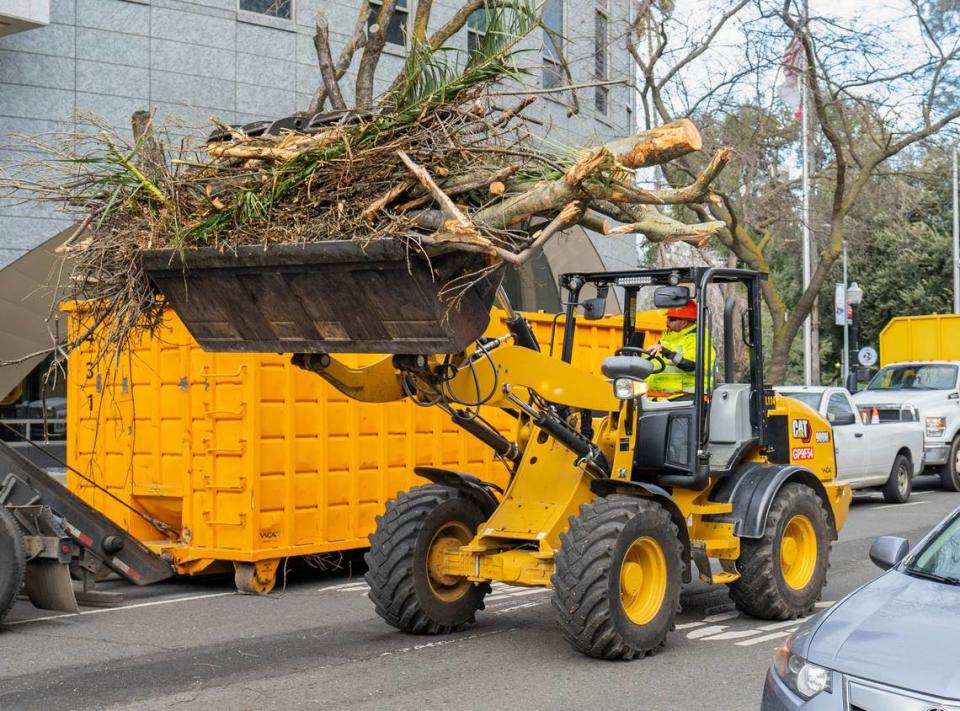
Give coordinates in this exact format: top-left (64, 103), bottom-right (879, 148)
top-left (141, 241), bottom-right (504, 355)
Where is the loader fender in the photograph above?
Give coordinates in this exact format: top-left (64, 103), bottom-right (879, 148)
top-left (589, 478), bottom-right (692, 584)
top-left (413, 467), bottom-right (501, 517)
top-left (710, 463), bottom-right (837, 541)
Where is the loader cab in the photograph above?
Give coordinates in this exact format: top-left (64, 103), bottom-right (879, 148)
top-left (558, 267), bottom-right (769, 490)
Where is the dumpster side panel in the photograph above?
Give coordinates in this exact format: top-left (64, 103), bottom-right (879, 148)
top-left (879, 314), bottom-right (960, 365)
top-left (66, 306), bottom-right (636, 570)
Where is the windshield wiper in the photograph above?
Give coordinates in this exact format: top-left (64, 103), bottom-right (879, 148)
top-left (903, 567), bottom-right (960, 585)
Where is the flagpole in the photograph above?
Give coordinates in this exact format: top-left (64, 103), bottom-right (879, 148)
top-left (801, 3), bottom-right (812, 386)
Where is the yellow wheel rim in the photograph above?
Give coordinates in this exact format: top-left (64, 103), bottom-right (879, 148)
top-left (426, 521), bottom-right (472, 602)
top-left (780, 515), bottom-right (817, 590)
top-left (620, 536), bottom-right (668, 625)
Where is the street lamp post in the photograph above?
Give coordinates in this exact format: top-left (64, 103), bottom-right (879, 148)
top-left (846, 281), bottom-right (864, 392)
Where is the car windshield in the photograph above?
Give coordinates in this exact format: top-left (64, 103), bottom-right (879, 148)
top-left (866, 364), bottom-right (958, 391)
top-left (904, 512), bottom-right (960, 583)
top-left (779, 392), bottom-right (822, 410)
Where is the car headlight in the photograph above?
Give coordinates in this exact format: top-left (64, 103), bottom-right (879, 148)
top-left (926, 416), bottom-right (946, 438)
top-left (773, 642), bottom-right (832, 699)
top-left (613, 378), bottom-right (647, 400)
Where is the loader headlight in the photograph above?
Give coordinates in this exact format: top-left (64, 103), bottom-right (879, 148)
top-left (773, 642), bottom-right (832, 699)
top-left (926, 417), bottom-right (946, 438)
top-left (613, 378), bottom-right (647, 400)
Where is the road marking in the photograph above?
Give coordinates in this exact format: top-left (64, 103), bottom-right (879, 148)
top-left (703, 611), bottom-right (740, 622)
top-left (318, 581), bottom-right (369, 593)
top-left (876, 501), bottom-right (928, 510)
top-left (735, 629), bottom-right (796, 646)
top-left (380, 628), bottom-right (515, 657)
top-left (758, 619), bottom-right (806, 632)
top-left (814, 601), bottom-right (834, 608)
top-left (700, 629), bottom-right (765, 641)
top-left (675, 621), bottom-right (705, 630)
top-left (488, 588), bottom-right (543, 600)
top-left (5, 592), bottom-right (236, 626)
top-left (495, 601), bottom-right (546, 615)
top-left (686, 625), bottom-right (729, 639)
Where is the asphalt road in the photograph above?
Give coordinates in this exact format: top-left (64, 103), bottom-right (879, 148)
top-left (2, 476), bottom-right (959, 711)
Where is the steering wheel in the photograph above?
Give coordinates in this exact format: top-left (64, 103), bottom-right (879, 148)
top-left (614, 346), bottom-right (667, 374)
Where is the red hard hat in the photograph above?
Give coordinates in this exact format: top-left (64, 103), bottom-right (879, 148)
top-left (666, 299), bottom-right (698, 321)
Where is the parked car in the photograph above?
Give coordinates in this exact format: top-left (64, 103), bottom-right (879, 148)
top-left (852, 360), bottom-right (960, 492)
top-left (762, 504), bottom-right (960, 710)
top-left (776, 386), bottom-right (923, 503)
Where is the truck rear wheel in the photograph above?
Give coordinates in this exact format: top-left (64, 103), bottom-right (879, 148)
top-left (728, 483), bottom-right (830, 620)
top-left (882, 453), bottom-right (912, 504)
top-left (0, 506), bottom-right (25, 623)
top-left (552, 496), bottom-right (683, 660)
top-left (365, 485), bottom-right (489, 635)
top-left (940, 437), bottom-right (960, 492)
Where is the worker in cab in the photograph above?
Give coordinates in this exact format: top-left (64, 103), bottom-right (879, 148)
top-left (645, 299), bottom-right (715, 401)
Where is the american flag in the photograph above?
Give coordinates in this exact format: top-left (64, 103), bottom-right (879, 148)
top-left (778, 35), bottom-right (805, 119)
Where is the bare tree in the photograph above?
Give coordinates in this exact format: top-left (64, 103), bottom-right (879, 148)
top-left (627, 0), bottom-right (960, 381)
top-left (308, 0), bottom-right (518, 112)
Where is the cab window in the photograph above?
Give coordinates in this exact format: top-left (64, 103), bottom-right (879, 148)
top-left (826, 394), bottom-right (855, 425)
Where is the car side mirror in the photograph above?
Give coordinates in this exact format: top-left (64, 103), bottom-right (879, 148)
top-left (831, 412), bottom-right (856, 426)
top-left (869, 535), bottom-right (909, 571)
top-left (653, 285), bottom-right (690, 308)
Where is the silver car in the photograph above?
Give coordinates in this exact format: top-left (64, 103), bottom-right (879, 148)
top-left (762, 505), bottom-right (960, 709)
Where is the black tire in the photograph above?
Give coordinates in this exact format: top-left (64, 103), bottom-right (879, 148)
top-left (940, 437), bottom-right (960, 492)
top-left (882, 453), bottom-right (912, 504)
top-left (552, 496), bottom-right (683, 660)
top-left (728, 483), bottom-right (831, 620)
top-left (364, 484), bottom-right (490, 635)
top-left (0, 506), bottom-right (25, 624)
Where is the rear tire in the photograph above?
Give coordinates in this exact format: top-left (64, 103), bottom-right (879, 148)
top-left (365, 485), bottom-right (490, 635)
top-left (940, 437), bottom-right (960, 492)
top-left (728, 483), bottom-right (831, 620)
top-left (552, 496), bottom-right (683, 660)
top-left (0, 506), bottom-right (25, 623)
top-left (882, 454), bottom-right (912, 504)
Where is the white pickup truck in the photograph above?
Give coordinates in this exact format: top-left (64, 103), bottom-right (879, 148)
top-left (777, 385), bottom-right (924, 503)
top-left (852, 361), bottom-right (960, 491)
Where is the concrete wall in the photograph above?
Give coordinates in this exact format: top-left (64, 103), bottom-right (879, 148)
top-left (0, 0), bottom-right (637, 270)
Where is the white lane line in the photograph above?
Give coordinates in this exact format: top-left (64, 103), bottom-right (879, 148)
top-left (876, 501), bottom-right (928, 510)
top-left (735, 629), bottom-right (797, 646)
top-left (5, 592), bottom-right (236, 626)
top-left (686, 625), bottom-right (729, 639)
top-left (815, 601), bottom-right (835, 609)
top-left (675, 621), bottom-right (705, 630)
top-left (703, 611), bottom-right (740, 623)
top-left (318, 581), bottom-right (369, 593)
top-left (494, 601), bottom-right (546, 615)
top-left (380, 627), bottom-right (514, 657)
top-left (700, 629), bottom-right (766, 641)
top-left (487, 588), bottom-right (544, 601)
top-left (758, 619), bottom-right (807, 632)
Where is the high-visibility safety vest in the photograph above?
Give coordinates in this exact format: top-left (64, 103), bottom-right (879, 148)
top-left (646, 323), bottom-right (715, 396)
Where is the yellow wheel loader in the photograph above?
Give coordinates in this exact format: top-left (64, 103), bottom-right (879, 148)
top-left (292, 265), bottom-right (851, 660)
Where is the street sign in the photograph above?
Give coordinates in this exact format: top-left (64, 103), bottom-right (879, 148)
top-left (858, 346), bottom-right (878, 367)
top-left (834, 283), bottom-right (847, 325)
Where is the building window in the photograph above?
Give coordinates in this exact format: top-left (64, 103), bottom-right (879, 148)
top-left (542, 0), bottom-right (563, 89)
top-left (594, 6), bottom-right (608, 114)
top-left (368, 0), bottom-right (408, 46)
top-left (239, 0), bottom-right (292, 20)
top-left (467, 7), bottom-right (489, 57)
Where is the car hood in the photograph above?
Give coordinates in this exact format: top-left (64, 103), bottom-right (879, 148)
top-left (806, 570), bottom-right (960, 699)
top-left (852, 390), bottom-right (948, 408)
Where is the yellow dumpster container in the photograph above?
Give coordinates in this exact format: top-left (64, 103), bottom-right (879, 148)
top-left (879, 313), bottom-right (960, 365)
top-left (65, 304), bottom-right (663, 590)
